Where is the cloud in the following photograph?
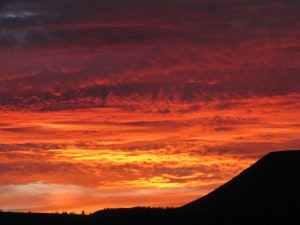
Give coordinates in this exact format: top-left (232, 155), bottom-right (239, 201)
top-left (0, 181), bottom-right (217, 213)
top-left (1, 126), bottom-right (45, 133)
top-left (0, 2), bottom-right (42, 21)
top-left (1, 73), bottom-right (299, 111)
top-left (0, 182), bottom-right (92, 212)
top-left (0, 0), bottom-right (299, 111)
top-left (0, 2), bottom-right (53, 46)
top-left (0, 27), bottom-right (50, 46)
top-left (1, 0), bottom-right (299, 48)
top-left (0, 142), bottom-right (66, 152)
top-left (0, 0), bottom-right (299, 213)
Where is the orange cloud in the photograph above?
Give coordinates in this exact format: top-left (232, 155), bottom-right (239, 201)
top-left (0, 0), bottom-right (299, 214)
top-left (0, 93), bottom-right (299, 212)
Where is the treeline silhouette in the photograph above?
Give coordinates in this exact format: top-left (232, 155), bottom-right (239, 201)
top-left (1, 206), bottom-right (298, 225)
top-left (0, 211), bottom-right (87, 225)
top-left (0, 207), bottom-right (176, 225)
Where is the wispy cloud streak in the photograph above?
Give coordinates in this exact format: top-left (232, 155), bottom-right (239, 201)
top-left (0, 0), bottom-right (299, 213)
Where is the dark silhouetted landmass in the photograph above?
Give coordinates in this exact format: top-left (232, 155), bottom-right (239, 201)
top-left (179, 150), bottom-right (300, 224)
top-left (1, 150), bottom-right (300, 225)
top-left (0, 212), bottom-right (88, 225)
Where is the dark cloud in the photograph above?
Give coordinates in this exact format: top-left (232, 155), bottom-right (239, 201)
top-left (1, 0), bottom-right (299, 47)
top-left (0, 0), bottom-right (299, 212)
top-left (0, 27), bottom-right (50, 46)
top-left (0, 2), bottom-right (47, 23)
top-left (0, 142), bottom-right (67, 152)
top-left (0, 0), bottom-right (299, 111)
top-left (2, 126), bottom-right (44, 133)
top-left (0, 69), bottom-right (299, 111)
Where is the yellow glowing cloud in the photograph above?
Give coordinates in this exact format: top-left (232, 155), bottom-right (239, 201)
top-left (0, 94), bottom-right (299, 212)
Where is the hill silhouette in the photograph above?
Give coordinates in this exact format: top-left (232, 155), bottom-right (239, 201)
top-left (1, 150), bottom-right (300, 225)
top-left (179, 150), bottom-right (300, 224)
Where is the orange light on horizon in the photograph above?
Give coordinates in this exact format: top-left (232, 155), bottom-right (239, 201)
top-left (0, 94), bottom-right (299, 213)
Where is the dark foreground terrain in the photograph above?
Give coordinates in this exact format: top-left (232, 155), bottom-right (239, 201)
top-left (1, 150), bottom-right (300, 225)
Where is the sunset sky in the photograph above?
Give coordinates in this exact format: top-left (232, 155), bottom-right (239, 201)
top-left (0, 0), bottom-right (299, 213)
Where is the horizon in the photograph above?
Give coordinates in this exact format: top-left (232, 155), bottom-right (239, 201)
top-left (0, 0), bottom-right (299, 213)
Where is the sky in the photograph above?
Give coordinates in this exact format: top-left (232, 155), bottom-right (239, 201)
top-left (0, 0), bottom-right (299, 213)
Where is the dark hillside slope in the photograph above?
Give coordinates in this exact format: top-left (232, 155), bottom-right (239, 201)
top-left (181, 150), bottom-right (300, 222)
top-left (91, 150), bottom-right (300, 225)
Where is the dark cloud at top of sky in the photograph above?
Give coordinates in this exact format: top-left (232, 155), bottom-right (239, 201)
top-left (1, 0), bottom-right (299, 47)
top-left (0, 1), bottom-right (52, 27)
top-left (0, 0), bottom-right (299, 111)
